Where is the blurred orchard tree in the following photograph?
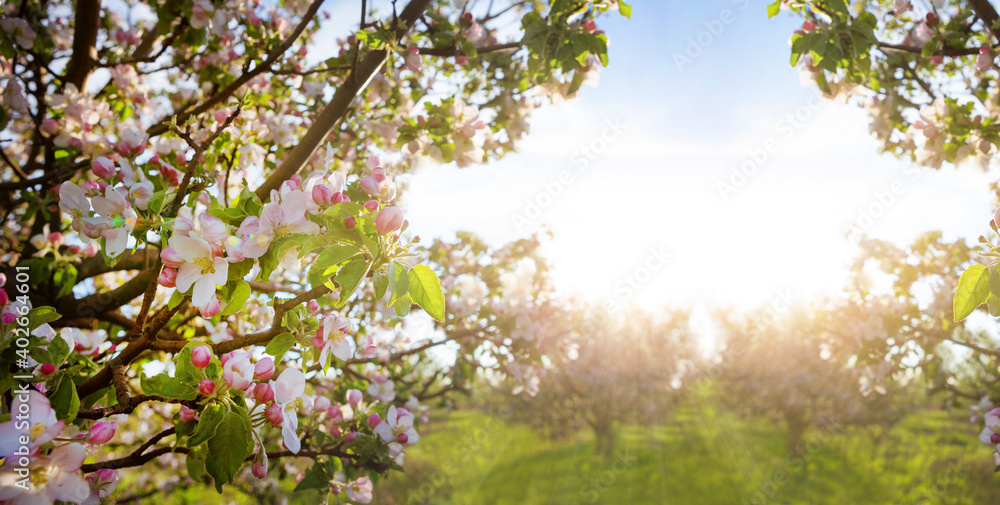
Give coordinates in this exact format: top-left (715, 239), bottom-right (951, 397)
top-left (0, 0), bottom-right (631, 503)
top-left (505, 308), bottom-right (695, 459)
top-left (716, 307), bottom-right (910, 453)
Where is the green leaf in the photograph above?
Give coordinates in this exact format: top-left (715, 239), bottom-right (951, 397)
top-left (314, 244), bottom-right (361, 273)
top-left (294, 461), bottom-right (334, 493)
top-left (407, 265), bottom-right (445, 321)
top-left (220, 281), bottom-right (251, 316)
top-left (205, 406), bottom-right (253, 492)
top-left (388, 261), bottom-right (409, 305)
top-left (335, 259), bottom-right (370, 306)
top-left (189, 403), bottom-right (226, 446)
top-left (50, 373), bottom-right (80, 421)
top-left (766, 0), bottom-right (781, 18)
top-left (264, 332), bottom-right (295, 359)
top-left (988, 293), bottom-right (1000, 317)
top-left (48, 334), bottom-right (70, 365)
top-left (187, 446), bottom-right (207, 480)
top-left (27, 306), bottom-right (61, 330)
top-left (141, 372), bottom-right (199, 400)
top-left (618, 0), bottom-right (632, 18)
top-left (394, 294), bottom-right (412, 318)
top-left (955, 264), bottom-right (991, 321)
top-left (374, 270), bottom-right (388, 300)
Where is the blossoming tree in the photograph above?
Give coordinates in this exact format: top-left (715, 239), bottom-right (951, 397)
top-left (0, 0), bottom-right (630, 502)
top-left (772, 0), bottom-right (1000, 468)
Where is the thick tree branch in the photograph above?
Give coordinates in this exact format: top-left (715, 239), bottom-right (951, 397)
top-left (63, 0), bottom-right (101, 89)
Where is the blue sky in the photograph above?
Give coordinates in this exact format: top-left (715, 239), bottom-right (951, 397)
top-left (334, 1), bottom-right (998, 309)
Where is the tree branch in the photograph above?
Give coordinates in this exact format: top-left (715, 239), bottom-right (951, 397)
top-left (63, 0), bottom-right (101, 89)
top-left (254, 0), bottom-right (434, 199)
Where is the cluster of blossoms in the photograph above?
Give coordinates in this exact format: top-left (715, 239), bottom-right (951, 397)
top-left (57, 148), bottom-right (153, 258)
top-left (0, 391), bottom-right (121, 505)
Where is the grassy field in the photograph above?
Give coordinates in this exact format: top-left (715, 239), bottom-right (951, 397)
top-left (149, 397), bottom-right (1000, 504)
top-left (373, 402), bottom-right (999, 505)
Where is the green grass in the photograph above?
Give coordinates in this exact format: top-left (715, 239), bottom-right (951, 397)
top-left (374, 403), bottom-right (999, 505)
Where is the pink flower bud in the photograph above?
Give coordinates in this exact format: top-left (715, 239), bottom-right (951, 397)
top-left (160, 247), bottom-right (184, 268)
top-left (327, 406), bottom-right (344, 422)
top-left (0, 273), bottom-right (6, 287)
top-left (345, 432), bottom-right (359, 442)
top-left (255, 383), bottom-right (275, 403)
top-left (157, 267), bottom-right (177, 288)
top-left (91, 156), bottom-right (116, 179)
top-left (312, 184), bottom-right (333, 205)
top-left (266, 402), bottom-right (284, 426)
top-left (191, 345), bottom-right (212, 368)
top-left (347, 389), bottom-right (363, 408)
top-left (253, 357), bottom-right (275, 381)
top-left (49, 232), bottom-right (64, 246)
top-left (2, 312), bottom-right (17, 324)
top-left (87, 421), bottom-right (116, 444)
top-left (359, 176), bottom-right (379, 196)
top-left (311, 335), bottom-right (326, 350)
top-left (995, 207), bottom-right (1000, 229)
top-left (396, 433), bottom-right (409, 444)
top-left (367, 412), bottom-right (381, 427)
top-left (41, 118), bottom-right (59, 135)
top-left (314, 396), bottom-right (331, 412)
top-left (40, 363), bottom-right (55, 375)
top-left (252, 458), bottom-right (268, 479)
top-left (344, 216), bottom-right (356, 230)
top-left (364, 199), bottom-right (379, 212)
top-left (0, 289), bottom-right (7, 307)
top-left (332, 192), bottom-right (349, 204)
top-left (198, 379), bottom-right (215, 396)
top-left (307, 300), bottom-right (320, 311)
top-left (68, 137), bottom-right (84, 150)
top-left (199, 295), bottom-right (220, 318)
top-left (374, 206), bottom-right (404, 235)
top-left (991, 432), bottom-right (1000, 444)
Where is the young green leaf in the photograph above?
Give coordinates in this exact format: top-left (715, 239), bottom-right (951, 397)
top-left (955, 264), bottom-right (991, 321)
top-left (407, 265), bottom-right (445, 321)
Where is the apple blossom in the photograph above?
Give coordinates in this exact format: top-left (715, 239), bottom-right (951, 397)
top-left (168, 233), bottom-right (229, 312)
top-left (87, 421), bottom-right (117, 444)
top-left (223, 350), bottom-right (254, 391)
top-left (254, 357), bottom-right (276, 380)
top-left (91, 156), bottom-right (116, 179)
top-left (367, 379), bottom-right (396, 403)
top-left (346, 476), bottom-right (373, 504)
top-left (199, 379), bottom-right (216, 396)
top-left (157, 267), bottom-right (178, 288)
top-left (191, 345), bottom-right (213, 368)
top-left (83, 186), bottom-right (138, 257)
top-left (374, 206), bottom-right (404, 235)
top-left (373, 406), bottom-right (419, 446)
top-left (239, 191), bottom-right (320, 258)
top-left (179, 405), bottom-right (197, 422)
top-left (314, 314), bottom-right (353, 365)
top-left (269, 368), bottom-right (307, 453)
top-left (0, 443), bottom-right (90, 505)
top-left (347, 389), bottom-right (363, 409)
